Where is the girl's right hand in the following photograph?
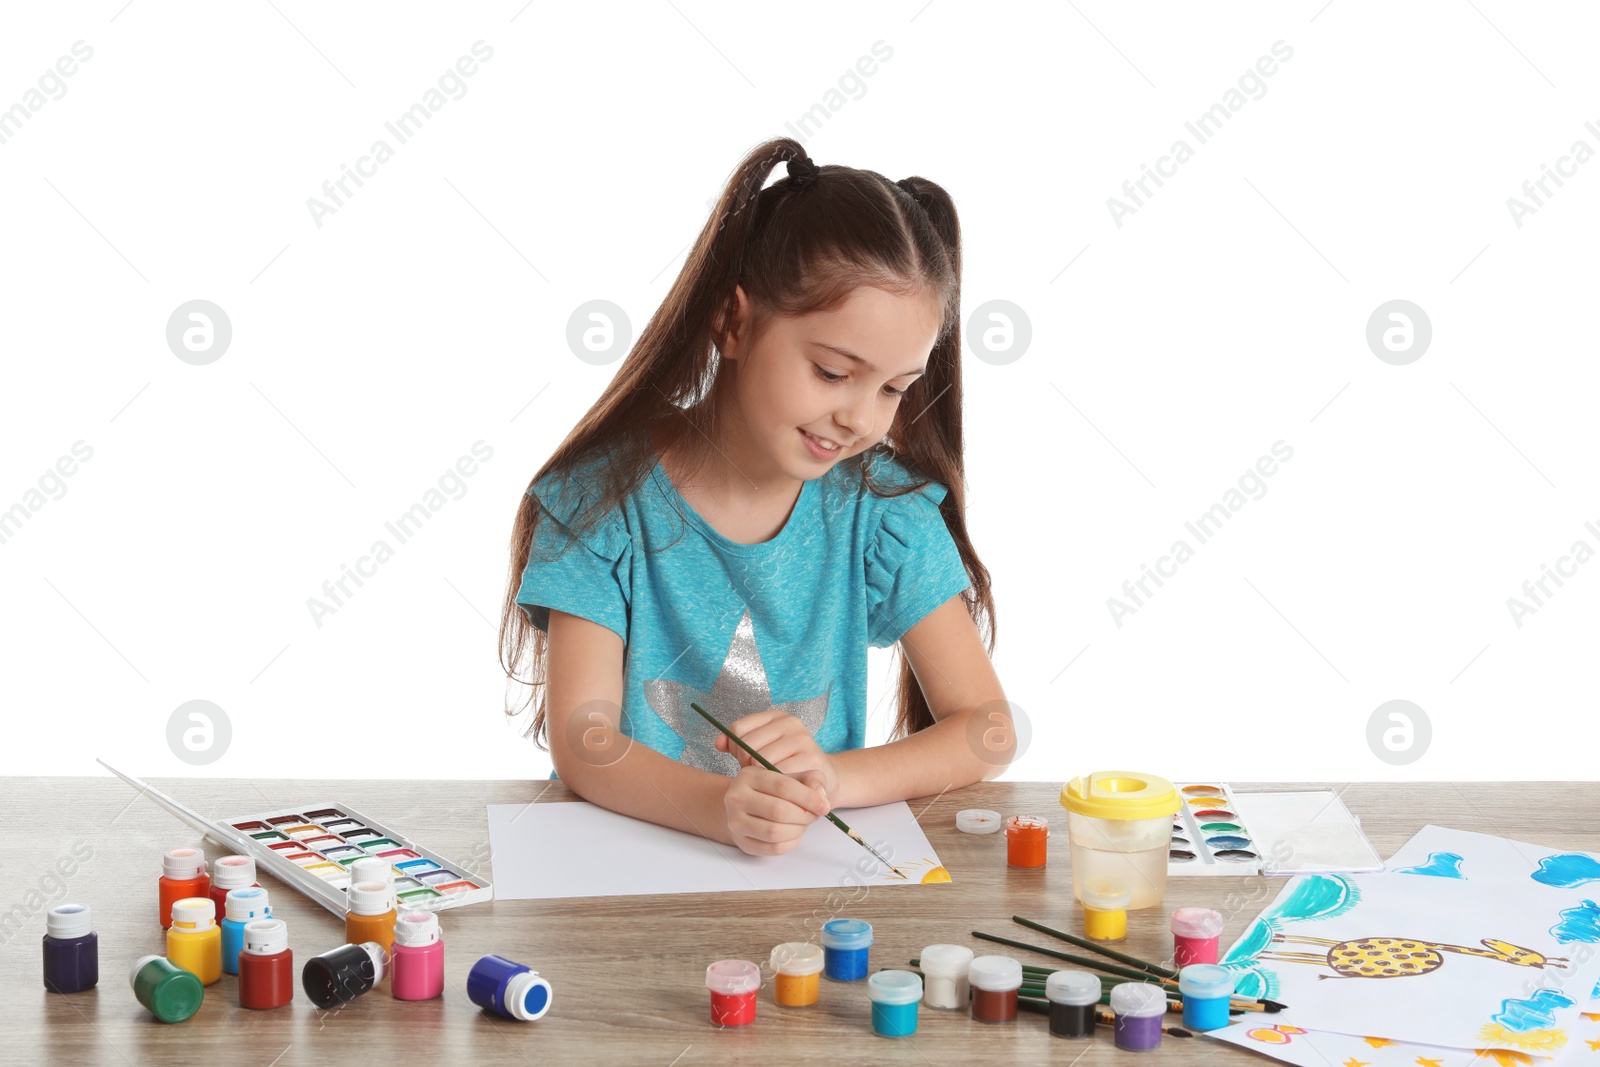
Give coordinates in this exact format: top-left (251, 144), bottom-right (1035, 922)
top-left (722, 764), bottom-right (831, 856)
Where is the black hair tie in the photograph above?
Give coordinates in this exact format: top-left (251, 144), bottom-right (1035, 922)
top-left (787, 155), bottom-right (819, 190)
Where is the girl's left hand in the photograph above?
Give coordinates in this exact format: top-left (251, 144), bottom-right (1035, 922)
top-left (715, 709), bottom-right (842, 807)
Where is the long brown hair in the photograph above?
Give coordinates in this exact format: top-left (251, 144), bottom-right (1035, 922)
top-left (498, 136), bottom-right (995, 749)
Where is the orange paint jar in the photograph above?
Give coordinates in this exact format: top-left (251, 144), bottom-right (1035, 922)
top-left (1005, 815), bottom-right (1049, 869)
top-left (345, 881), bottom-right (396, 954)
top-left (159, 849), bottom-right (210, 930)
top-left (769, 942), bottom-right (823, 1006)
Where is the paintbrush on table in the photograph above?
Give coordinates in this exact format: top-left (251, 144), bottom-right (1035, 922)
top-left (690, 701), bottom-right (905, 879)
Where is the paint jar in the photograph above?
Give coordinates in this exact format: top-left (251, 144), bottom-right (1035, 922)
top-left (466, 954), bottom-right (553, 1021)
top-left (159, 848), bottom-right (209, 930)
top-left (705, 959), bottom-right (759, 1027)
top-left (1109, 981), bottom-right (1167, 1051)
top-left (239, 918), bottom-right (294, 1010)
top-left (345, 880), bottom-right (397, 955)
top-left (391, 910), bottom-right (445, 1001)
top-left (1081, 879), bottom-right (1131, 941)
top-left (42, 903), bottom-right (98, 994)
top-left (1171, 907), bottom-right (1224, 967)
top-left (768, 942), bottom-right (823, 1006)
top-left (820, 918), bottom-right (872, 981)
top-left (302, 942), bottom-right (388, 1008)
top-left (1060, 771), bottom-right (1180, 910)
top-left (130, 954), bottom-right (204, 1023)
top-left (918, 943), bottom-right (974, 1009)
top-left (167, 897), bottom-right (222, 986)
top-left (221, 887), bottom-right (271, 975)
top-left (1044, 969), bottom-right (1101, 1038)
top-left (208, 855), bottom-right (259, 916)
top-left (1178, 964), bottom-right (1233, 1032)
top-left (1005, 815), bottom-right (1049, 867)
top-left (967, 955), bottom-right (1023, 1023)
top-left (867, 969), bottom-right (923, 1037)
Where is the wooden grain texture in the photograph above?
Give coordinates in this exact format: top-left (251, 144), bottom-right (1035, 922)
top-left (3, 778), bottom-right (1596, 1067)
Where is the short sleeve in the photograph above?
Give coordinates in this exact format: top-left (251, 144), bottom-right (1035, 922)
top-left (515, 467), bottom-right (632, 645)
top-left (864, 481), bottom-right (971, 648)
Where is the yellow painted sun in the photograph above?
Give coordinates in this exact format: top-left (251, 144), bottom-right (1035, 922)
top-left (1475, 1023), bottom-right (1568, 1053)
top-left (920, 865), bottom-right (951, 884)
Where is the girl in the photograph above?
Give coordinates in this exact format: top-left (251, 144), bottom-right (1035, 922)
top-left (498, 137), bottom-right (1013, 858)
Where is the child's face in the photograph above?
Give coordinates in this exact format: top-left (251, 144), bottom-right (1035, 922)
top-left (720, 283), bottom-right (940, 482)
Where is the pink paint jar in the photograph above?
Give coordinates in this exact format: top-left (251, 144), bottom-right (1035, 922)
top-left (391, 911), bottom-right (444, 1000)
top-left (706, 960), bottom-right (759, 1027)
top-left (1171, 907), bottom-right (1223, 967)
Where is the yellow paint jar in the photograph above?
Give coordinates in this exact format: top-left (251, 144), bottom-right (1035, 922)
top-left (769, 942), bottom-right (823, 1006)
top-left (167, 897), bottom-right (222, 985)
top-left (1081, 879), bottom-right (1132, 942)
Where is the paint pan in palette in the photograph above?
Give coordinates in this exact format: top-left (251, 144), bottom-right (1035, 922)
top-left (96, 759), bottom-right (492, 918)
top-left (1168, 782), bottom-right (1382, 877)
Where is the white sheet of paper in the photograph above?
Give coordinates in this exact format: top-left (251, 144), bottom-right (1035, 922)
top-left (1222, 870), bottom-right (1600, 1051)
top-left (486, 799), bottom-right (947, 899)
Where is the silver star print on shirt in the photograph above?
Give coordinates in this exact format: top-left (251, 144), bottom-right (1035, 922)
top-left (644, 606), bottom-right (832, 775)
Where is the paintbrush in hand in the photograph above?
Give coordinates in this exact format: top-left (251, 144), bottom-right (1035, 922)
top-left (690, 701), bottom-right (905, 878)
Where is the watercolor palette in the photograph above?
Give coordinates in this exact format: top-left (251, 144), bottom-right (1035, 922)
top-left (99, 761), bottom-right (492, 918)
top-left (1169, 782), bottom-right (1382, 877)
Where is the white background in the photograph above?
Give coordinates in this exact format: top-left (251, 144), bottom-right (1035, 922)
top-left (1, 2), bottom-right (1595, 782)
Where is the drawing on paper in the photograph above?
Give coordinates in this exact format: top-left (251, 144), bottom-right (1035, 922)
top-left (1392, 851), bottom-right (1466, 879)
top-left (1255, 934), bottom-right (1568, 979)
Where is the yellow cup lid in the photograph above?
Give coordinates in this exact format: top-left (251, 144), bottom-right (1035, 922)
top-left (1060, 771), bottom-right (1180, 820)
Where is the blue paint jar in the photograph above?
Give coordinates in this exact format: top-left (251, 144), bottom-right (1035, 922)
top-left (1178, 963), bottom-right (1234, 1032)
top-left (42, 904), bottom-right (98, 993)
top-left (221, 887), bottom-right (271, 976)
top-left (466, 954), bottom-right (553, 1021)
top-left (867, 969), bottom-right (922, 1037)
top-left (820, 918), bottom-right (872, 981)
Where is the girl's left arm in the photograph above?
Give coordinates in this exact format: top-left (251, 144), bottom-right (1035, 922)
top-left (830, 593), bottom-right (1016, 809)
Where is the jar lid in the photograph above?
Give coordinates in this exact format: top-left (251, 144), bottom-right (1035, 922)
top-left (955, 809), bottom-right (1004, 834)
top-left (1171, 907), bottom-right (1225, 939)
top-left (967, 955), bottom-right (1023, 992)
top-left (769, 942), bottom-right (823, 976)
top-left (347, 880), bottom-right (393, 916)
top-left (867, 969), bottom-right (923, 1006)
top-left (1060, 771), bottom-right (1180, 820)
top-left (1178, 963), bottom-right (1235, 999)
top-left (170, 897), bottom-right (216, 932)
top-left (705, 959), bottom-right (760, 996)
top-left (1045, 969), bottom-right (1101, 1006)
top-left (1080, 878), bottom-right (1132, 910)
top-left (212, 854), bottom-right (257, 889)
top-left (1108, 981), bottom-right (1168, 1017)
top-left (918, 943), bottom-right (975, 976)
top-left (393, 910), bottom-right (440, 947)
top-left (47, 903), bottom-right (92, 939)
top-left (224, 886), bottom-right (271, 922)
top-left (242, 918), bottom-right (289, 956)
top-left (819, 918), bottom-right (873, 950)
top-left (162, 847), bottom-right (206, 880)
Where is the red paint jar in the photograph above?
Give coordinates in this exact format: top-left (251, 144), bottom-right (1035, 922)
top-left (706, 960), bottom-right (759, 1027)
top-left (238, 919), bottom-right (293, 1010)
top-left (968, 955), bottom-right (1023, 1023)
top-left (1005, 815), bottom-right (1049, 868)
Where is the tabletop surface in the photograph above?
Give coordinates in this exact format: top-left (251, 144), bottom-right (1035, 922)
top-left (4, 776), bottom-right (1596, 1066)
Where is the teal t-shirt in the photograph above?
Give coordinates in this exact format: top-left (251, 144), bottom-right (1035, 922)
top-left (515, 446), bottom-right (972, 775)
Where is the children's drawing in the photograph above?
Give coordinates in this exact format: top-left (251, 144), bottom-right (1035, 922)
top-left (1393, 851), bottom-right (1466, 879)
top-left (1220, 871), bottom-right (1600, 1051)
top-left (1531, 854), bottom-right (1600, 889)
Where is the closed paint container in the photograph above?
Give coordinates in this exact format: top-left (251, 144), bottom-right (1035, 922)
top-left (1109, 981), bottom-right (1167, 1050)
top-left (159, 849), bottom-right (209, 930)
top-left (1080, 879), bottom-right (1131, 941)
top-left (1044, 969), bottom-right (1100, 1038)
top-left (130, 954), bottom-right (204, 1023)
top-left (968, 955), bottom-right (1022, 1023)
top-left (768, 942), bottom-right (822, 1006)
top-left (345, 880), bottom-right (396, 955)
top-left (867, 969), bottom-right (922, 1037)
top-left (1171, 907), bottom-right (1224, 967)
top-left (167, 897), bottom-right (222, 986)
top-left (1178, 964), bottom-right (1234, 1032)
top-left (302, 942), bottom-right (388, 1008)
top-left (391, 910), bottom-right (444, 1001)
top-left (919, 943), bottom-right (974, 1010)
top-left (238, 918), bottom-right (293, 1010)
top-left (221, 887), bottom-right (271, 975)
top-left (466, 954), bottom-right (552, 1021)
top-left (705, 959), bottom-right (759, 1027)
top-left (42, 903), bottom-right (98, 994)
top-left (819, 918), bottom-right (872, 981)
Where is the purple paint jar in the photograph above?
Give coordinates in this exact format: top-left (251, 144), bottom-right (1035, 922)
top-left (43, 904), bottom-right (98, 993)
top-left (1109, 982), bottom-right (1166, 1051)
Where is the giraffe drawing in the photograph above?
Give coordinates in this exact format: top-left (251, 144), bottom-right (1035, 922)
top-left (1256, 934), bottom-right (1569, 979)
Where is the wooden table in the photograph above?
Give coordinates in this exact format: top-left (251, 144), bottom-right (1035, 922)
top-left (7, 778), bottom-right (1596, 1065)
